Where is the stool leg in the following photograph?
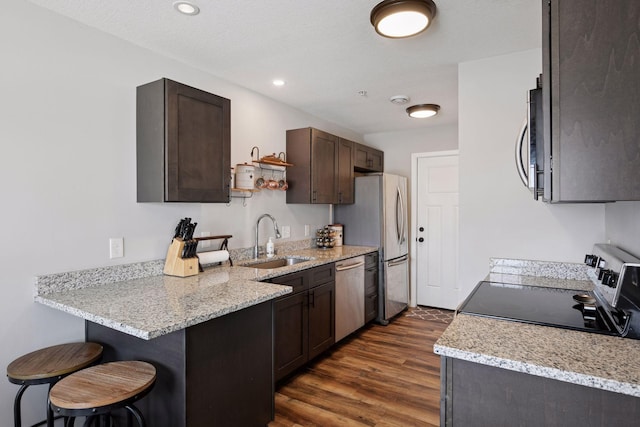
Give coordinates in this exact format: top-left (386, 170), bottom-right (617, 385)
top-left (13, 384), bottom-right (28, 427)
top-left (125, 405), bottom-right (145, 427)
top-left (46, 383), bottom-right (54, 427)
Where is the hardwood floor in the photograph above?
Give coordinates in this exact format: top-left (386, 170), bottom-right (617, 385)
top-left (270, 309), bottom-right (451, 427)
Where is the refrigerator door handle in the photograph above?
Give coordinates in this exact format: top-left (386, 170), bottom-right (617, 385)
top-left (388, 255), bottom-right (408, 267)
top-left (396, 186), bottom-right (406, 245)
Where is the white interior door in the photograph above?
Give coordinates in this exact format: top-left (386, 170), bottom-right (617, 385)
top-left (415, 153), bottom-right (459, 309)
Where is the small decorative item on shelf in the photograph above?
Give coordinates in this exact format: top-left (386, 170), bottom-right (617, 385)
top-left (316, 226), bottom-right (336, 249)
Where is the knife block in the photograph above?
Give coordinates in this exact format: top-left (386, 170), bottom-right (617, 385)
top-left (163, 238), bottom-right (199, 277)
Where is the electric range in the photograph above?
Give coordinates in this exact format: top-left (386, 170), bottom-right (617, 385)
top-left (458, 244), bottom-right (640, 339)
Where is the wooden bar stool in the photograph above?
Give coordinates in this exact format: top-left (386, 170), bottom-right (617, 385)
top-left (49, 361), bottom-right (156, 427)
top-left (6, 342), bottom-right (103, 427)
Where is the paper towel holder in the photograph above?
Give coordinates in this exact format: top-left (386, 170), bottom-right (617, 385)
top-left (195, 235), bottom-right (233, 270)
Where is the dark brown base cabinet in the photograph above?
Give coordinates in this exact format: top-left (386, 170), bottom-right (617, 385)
top-left (364, 252), bottom-right (379, 324)
top-left (86, 301), bottom-right (273, 427)
top-left (441, 357), bottom-right (640, 426)
top-left (269, 264), bottom-right (335, 382)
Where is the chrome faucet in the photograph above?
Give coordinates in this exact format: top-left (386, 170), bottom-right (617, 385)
top-left (254, 213), bottom-right (281, 259)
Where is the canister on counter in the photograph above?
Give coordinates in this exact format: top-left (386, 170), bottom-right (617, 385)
top-left (329, 224), bottom-right (343, 247)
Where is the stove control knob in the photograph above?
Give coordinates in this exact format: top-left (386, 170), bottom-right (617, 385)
top-left (604, 272), bottom-right (619, 288)
top-left (598, 268), bottom-right (609, 281)
top-left (602, 270), bottom-right (612, 285)
top-left (584, 254), bottom-right (598, 267)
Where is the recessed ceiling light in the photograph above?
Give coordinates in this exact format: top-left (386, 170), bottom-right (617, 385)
top-left (370, 0), bottom-right (437, 38)
top-left (272, 79), bottom-right (286, 87)
top-left (173, 1), bottom-right (200, 16)
top-left (406, 104), bottom-right (440, 118)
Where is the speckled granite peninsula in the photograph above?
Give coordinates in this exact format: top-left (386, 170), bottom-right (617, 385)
top-left (435, 258), bottom-right (640, 426)
top-left (34, 242), bottom-right (376, 427)
top-left (35, 244), bottom-right (376, 339)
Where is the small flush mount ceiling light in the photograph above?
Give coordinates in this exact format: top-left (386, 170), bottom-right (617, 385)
top-left (173, 1), bottom-right (200, 16)
top-left (272, 79), bottom-right (286, 87)
top-left (370, 0), bottom-right (437, 38)
top-left (406, 104), bottom-right (440, 118)
top-left (390, 95), bottom-right (410, 105)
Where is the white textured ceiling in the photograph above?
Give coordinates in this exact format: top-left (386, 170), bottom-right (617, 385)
top-left (27, 0), bottom-right (541, 135)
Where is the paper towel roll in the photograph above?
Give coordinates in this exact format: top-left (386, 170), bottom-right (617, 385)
top-left (198, 250), bottom-right (230, 265)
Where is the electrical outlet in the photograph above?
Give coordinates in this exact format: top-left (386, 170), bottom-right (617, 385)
top-left (109, 237), bottom-right (124, 259)
top-left (304, 225), bottom-right (310, 236)
top-left (281, 226), bottom-right (291, 239)
top-left (200, 231), bottom-right (211, 248)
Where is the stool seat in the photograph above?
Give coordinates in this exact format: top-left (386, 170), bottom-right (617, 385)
top-left (7, 342), bottom-right (103, 384)
top-left (50, 361), bottom-right (156, 414)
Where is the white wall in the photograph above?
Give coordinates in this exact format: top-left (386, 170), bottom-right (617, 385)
top-left (605, 202), bottom-right (640, 256)
top-left (364, 125), bottom-right (458, 178)
top-left (458, 49), bottom-right (606, 298)
top-left (0, 2), bottom-right (360, 423)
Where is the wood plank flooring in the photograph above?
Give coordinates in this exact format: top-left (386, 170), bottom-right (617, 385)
top-left (270, 309), bottom-right (451, 427)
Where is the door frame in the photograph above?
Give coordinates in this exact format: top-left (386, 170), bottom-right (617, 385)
top-left (410, 150), bottom-right (459, 307)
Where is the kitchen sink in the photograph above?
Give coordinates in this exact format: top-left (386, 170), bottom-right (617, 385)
top-left (244, 257), bottom-right (312, 269)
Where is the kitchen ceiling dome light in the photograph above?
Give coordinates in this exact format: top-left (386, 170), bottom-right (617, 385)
top-left (370, 0), bottom-right (437, 38)
top-left (406, 104), bottom-right (440, 118)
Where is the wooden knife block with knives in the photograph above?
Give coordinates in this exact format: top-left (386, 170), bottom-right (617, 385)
top-left (163, 237), bottom-right (200, 277)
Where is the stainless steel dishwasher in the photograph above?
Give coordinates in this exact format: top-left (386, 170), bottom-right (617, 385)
top-left (335, 256), bottom-right (365, 342)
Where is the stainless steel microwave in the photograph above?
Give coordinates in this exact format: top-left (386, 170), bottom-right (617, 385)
top-left (515, 75), bottom-right (545, 200)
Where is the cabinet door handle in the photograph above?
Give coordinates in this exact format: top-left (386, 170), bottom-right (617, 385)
top-left (336, 260), bottom-right (365, 271)
top-left (309, 291), bottom-right (315, 308)
top-left (312, 190), bottom-right (317, 202)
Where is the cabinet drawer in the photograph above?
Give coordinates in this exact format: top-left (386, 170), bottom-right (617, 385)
top-left (269, 270), bottom-right (308, 295)
top-left (365, 267), bottom-right (378, 294)
top-left (310, 263), bottom-right (335, 287)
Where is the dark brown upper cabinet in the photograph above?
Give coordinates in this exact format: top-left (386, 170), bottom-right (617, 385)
top-left (543, 0), bottom-right (640, 201)
top-left (137, 78), bottom-right (231, 203)
top-left (337, 138), bottom-right (355, 204)
top-left (354, 142), bottom-right (384, 173)
top-left (287, 128), bottom-right (353, 204)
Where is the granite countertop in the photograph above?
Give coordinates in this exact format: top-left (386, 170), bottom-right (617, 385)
top-left (435, 260), bottom-right (640, 397)
top-left (35, 245), bottom-right (376, 340)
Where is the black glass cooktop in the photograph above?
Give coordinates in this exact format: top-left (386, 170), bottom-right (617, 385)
top-left (458, 281), bottom-right (617, 335)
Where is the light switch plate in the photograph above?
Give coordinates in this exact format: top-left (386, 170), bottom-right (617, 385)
top-left (281, 226), bottom-right (290, 239)
top-left (109, 237), bottom-right (124, 259)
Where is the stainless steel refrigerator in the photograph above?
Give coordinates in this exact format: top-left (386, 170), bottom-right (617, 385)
top-left (334, 173), bottom-right (409, 324)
